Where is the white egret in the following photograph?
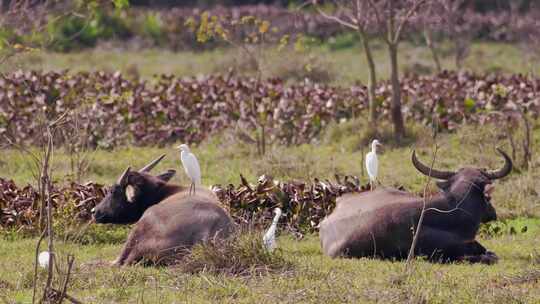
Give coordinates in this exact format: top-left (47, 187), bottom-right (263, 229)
top-left (263, 207), bottom-right (283, 252)
top-left (365, 139), bottom-right (382, 190)
top-left (176, 144), bottom-right (201, 195)
top-left (38, 251), bottom-right (50, 268)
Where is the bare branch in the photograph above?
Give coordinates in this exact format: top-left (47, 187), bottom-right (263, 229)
top-left (312, 0), bottom-right (358, 30)
top-left (366, 0), bottom-right (390, 44)
top-left (58, 255), bottom-right (75, 304)
top-left (366, 0), bottom-right (382, 29)
top-left (394, 0), bottom-right (427, 44)
top-left (32, 229), bottom-right (47, 304)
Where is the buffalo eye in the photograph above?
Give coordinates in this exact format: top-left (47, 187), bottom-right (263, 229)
top-left (436, 180), bottom-right (451, 191)
top-left (113, 186), bottom-right (123, 196)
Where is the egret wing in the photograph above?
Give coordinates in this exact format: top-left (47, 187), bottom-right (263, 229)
top-left (181, 152), bottom-right (202, 185)
top-left (263, 225), bottom-right (276, 251)
top-left (365, 152), bottom-right (378, 181)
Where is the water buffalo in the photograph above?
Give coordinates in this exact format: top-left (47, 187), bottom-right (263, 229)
top-left (92, 155), bottom-right (233, 266)
top-left (319, 148), bottom-right (512, 264)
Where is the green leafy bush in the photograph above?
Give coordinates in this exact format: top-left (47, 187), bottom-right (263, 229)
top-left (479, 218), bottom-right (538, 238)
top-left (141, 13), bottom-right (165, 45)
top-left (46, 10), bottom-right (131, 51)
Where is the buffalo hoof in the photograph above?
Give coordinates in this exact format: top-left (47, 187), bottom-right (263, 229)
top-left (460, 251), bottom-right (499, 265)
top-left (480, 251), bottom-right (499, 265)
top-left (110, 259), bottom-right (122, 267)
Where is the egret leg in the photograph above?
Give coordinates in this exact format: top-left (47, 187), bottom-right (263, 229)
top-left (189, 182), bottom-right (196, 196)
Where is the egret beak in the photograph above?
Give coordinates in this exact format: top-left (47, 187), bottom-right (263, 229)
top-left (376, 142), bottom-right (383, 152)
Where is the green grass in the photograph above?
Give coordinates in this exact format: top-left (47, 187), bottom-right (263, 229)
top-left (3, 40), bottom-right (539, 85)
top-left (1, 230), bottom-right (539, 303)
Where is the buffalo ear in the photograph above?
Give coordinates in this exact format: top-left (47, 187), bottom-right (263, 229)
top-left (125, 173), bottom-right (144, 203)
top-left (436, 180), bottom-right (451, 191)
top-left (156, 169), bottom-right (176, 182)
top-left (125, 184), bottom-right (139, 203)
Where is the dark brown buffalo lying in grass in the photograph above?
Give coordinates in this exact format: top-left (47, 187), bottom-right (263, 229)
top-left (92, 155), bottom-right (233, 266)
top-left (320, 149), bottom-right (512, 264)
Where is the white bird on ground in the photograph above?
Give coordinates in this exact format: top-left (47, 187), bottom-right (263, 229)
top-left (263, 207), bottom-right (282, 252)
top-left (365, 139), bottom-right (382, 190)
top-left (176, 144), bottom-right (201, 195)
top-left (38, 251), bottom-right (50, 268)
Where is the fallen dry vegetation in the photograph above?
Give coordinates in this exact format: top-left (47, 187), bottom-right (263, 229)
top-left (0, 174), bottom-right (368, 236)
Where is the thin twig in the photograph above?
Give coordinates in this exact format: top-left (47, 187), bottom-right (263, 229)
top-left (405, 145), bottom-right (439, 269)
top-left (58, 255), bottom-right (75, 304)
top-left (32, 229), bottom-right (47, 304)
top-left (43, 124), bottom-right (56, 301)
top-left (519, 109), bottom-right (532, 168)
top-left (41, 112), bottom-right (68, 302)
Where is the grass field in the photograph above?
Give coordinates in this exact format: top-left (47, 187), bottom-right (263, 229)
top-left (1, 230), bottom-right (540, 303)
top-left (1, 37), bottom-right (540, 303)
top-left (3, 40), bottom-right (538, 85)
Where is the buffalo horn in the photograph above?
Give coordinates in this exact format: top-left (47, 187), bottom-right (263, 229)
top-left (484, 148), bottom-right (513, 180)
top-left (117, 166), bottom-right (131, 185)
top-left (139, 154), bottom-right (166, 173)
top-left (411, 150), bottom-right (455, 180)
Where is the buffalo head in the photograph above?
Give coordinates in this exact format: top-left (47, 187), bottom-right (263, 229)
top-left (92, 154), bottom-right (176, 224)
top-left (412, 148), bottom-right (512, 223)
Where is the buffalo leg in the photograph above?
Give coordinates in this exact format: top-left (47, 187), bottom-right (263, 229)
top-left (113, 226), bottom-right (143, 266)
top-left (416, 227), bottom-right (497, 264)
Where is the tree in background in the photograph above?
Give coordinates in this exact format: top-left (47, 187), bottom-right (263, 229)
top-left (186, 11), bottom-right (289, 155)
top-left (420, 1), bottom-right (443, 73)
top-left (312, 0), bottom-right (379, 134)
top-left (372, 0), bottom-right (425, 141)
top-left (313, 0), bottom-right (425, 141)
top-left (438, 0), bottom-right (475, 70)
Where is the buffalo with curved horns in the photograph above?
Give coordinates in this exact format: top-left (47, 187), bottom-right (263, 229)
top-left (92, 155), bottom-right (233, 266)
top-left (319, 148), bottom-right (512, 264)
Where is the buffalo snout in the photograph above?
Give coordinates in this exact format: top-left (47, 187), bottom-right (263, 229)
top-left (92, 204), bottom-right (109, 223)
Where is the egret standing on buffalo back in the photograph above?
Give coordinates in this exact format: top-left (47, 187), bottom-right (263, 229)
top-left (365, 139), bottom-right (382, 190)
top-left (177, 144), bottom-right (201, 195)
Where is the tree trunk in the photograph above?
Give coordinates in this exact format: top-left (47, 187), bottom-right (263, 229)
top-left (424, 30), bottom-right (442, 73)
top-left (361, 34), bottom-right (377, 131)
top-left (388, 42), bottom-right (405, 141)
top-left (360, 31), bottom-right (378, 130)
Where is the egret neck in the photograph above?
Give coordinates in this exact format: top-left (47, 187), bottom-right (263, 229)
top-left (371, 140), bottom-right (378, 154)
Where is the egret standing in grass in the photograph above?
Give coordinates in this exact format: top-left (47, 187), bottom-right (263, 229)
top-left (38, 251), bottom-right (50, 269)
top-left (263, 207), bottom-right (282, 252)
top-left (365, 139), bottom-right (382, 190)
top-left (177, 144), bottom-right (201, 195)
